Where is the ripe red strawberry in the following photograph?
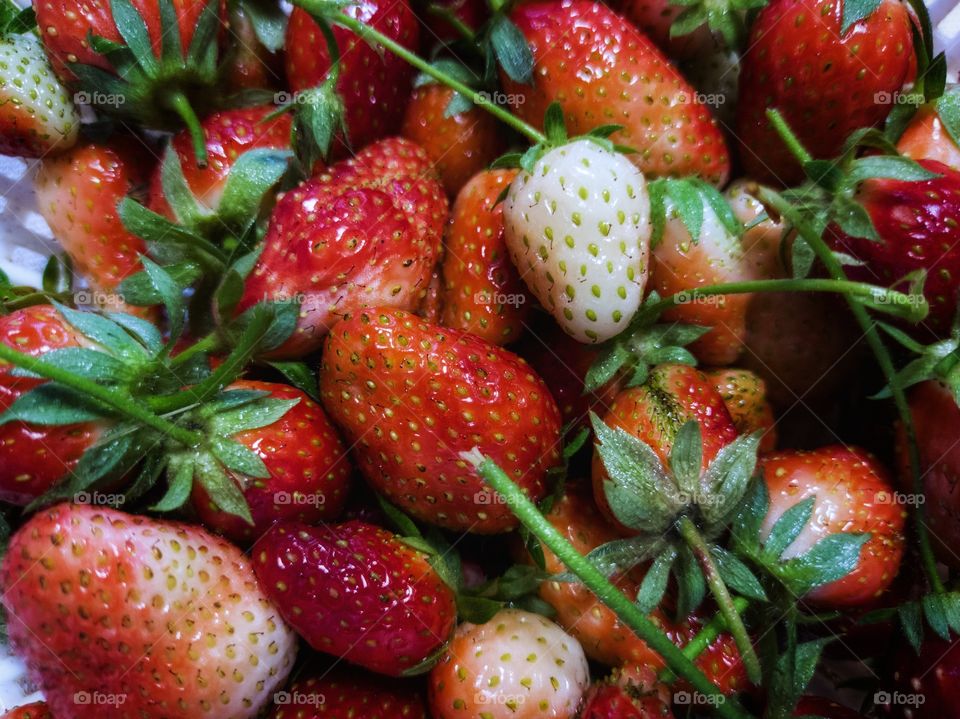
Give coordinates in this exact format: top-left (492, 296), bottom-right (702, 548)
top-left (704, 368), bottom-right (777, 453)
top-left (0, 305), bottom-right (103, 505)
top-left (760, 446), bottom-right (906, 607)
top-left (191, 379), bottom-right (351, 544)
top-left (795, 697), bottom-right (866, 718)
top-left (580, 665), bottom-right (674, 719)
top-left (502, 1), bottom-right (730, 184)
top-left (428, 609), bottom-right (590, 719)
top-left (148, 105), bottom-right (293, 219)
top-left (223, 3), bottom-right (283, 93)
top-left (1, 503), bottom-right (298, 718)
top-left (618, 0), bottom-right (717, 61)
top-left (897, 104), bottom-right (960, 171)
top-left (237, 137), bottom-right (447, 358)
top-left (827, 159), bottom-right (960, 337)
top-left (592, 364), bottom-right (738, 532)
top-left (440, 169), bottom-right (529, 345)
top-left (253, 520), bottom-right (457, 676)
top-left (885, 636), bottom-right (960, 718)
top-left (0, 703), bottom-right (53, 719)
top-left (735, 0), bottom-right (915, 185)
top-left (285, 0), bottom-right (419, 157)
top-left (34, 139), bottom-right (149, 310)
top-left (401, 84), bottom-right (505, 196)
top-left (269, 670), bottom-right (428, 718)
top-left (320, 307), bottom-right (562, 533)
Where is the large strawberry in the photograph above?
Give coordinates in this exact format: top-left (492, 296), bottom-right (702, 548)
top-left (503, 138), bottom-right (651, 344)
top-left (735, 0), bottom-right (915, 185)
top-left (1, 503), bottom-right (298, 718)
top-left (285, 0), bottom-right (419, 157)
top-left (191, 379), bottom-right (351, 544)
top-left (269, 669), bottom-right (428, 718)
top-left (253, 520), bottom-right (456, 676)
top-left (237, 137), bottom-right (447, 358)
top-left (320, 307), bottom-right (562, 533)
top-left (0, 305), bottom-right (103, 505)
top-left (502, 1), bottom-right (730, 184)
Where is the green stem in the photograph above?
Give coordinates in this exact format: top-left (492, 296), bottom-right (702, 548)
top-left (766, 109), bottom-right (812, 165)
top-left (0, 344), bottom-right (201, 448)
top-left (315, 16), bottom-right (342, 87)
top-left (677, 516), bottom-right (762, 685)
top-left (467, 452), bottom-right (756, 719)
top-left (169, 331), bottom-right (221, 368)
top-left (166, 91), bottom-right (208, 168)
top-left (291, 0), bottom-right (547, 145)
top-left (659, 596), bottom-right (750, 682)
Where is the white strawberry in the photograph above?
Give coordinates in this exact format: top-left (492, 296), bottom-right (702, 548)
top-left (1, 503), bottom-right (298, 719)
top-left (503, 139), bottom-right (651, 344)
top-left (0, 33), bottom-right (78, 157)
top-left (429, 608), bottom-right (590, 719)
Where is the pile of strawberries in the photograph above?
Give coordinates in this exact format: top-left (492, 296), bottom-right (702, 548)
top-left (0, 0), bottom-right (958, 716)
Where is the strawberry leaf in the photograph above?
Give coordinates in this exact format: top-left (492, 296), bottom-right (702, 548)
top-left (210, 437), bottom-right (270, 479)
top-left (141, 257), bottom-right (186, 343)
top-left (670, 420), bottom-right (702, 495)
top-left (899, 602), bottom-right (924, 652)
top-left (698, 431), bottom-right (761, 529)
top-left (847, 155), bottom-right (940, 184)
top-left (241, 0), bottom-right (288, 52)
top-left (781, 532), bottom-right (870, 594)
top-left (489, 15), bottom-right (533, 84)
top-left (118, 261), bottom-right (201, 307)
top-left (832, 197), bottom-right (878, 241)
top-left (543, 102), bottom-right (567, 146)
top-left (195, 452), bottom-right (254, 524)
top-left (839, 0), bottom-right (882, 35)
top-left (674, 544), bottom-right (706, 617)
top-left (109, 0), bottom-right (160, 75)
top-left (0, 384), bottom-right (110, 425)
top-left (635, 546), bottom-right (677, 613)
top-left (266, 361), bottom-right (320, 401)
top-left (9, 347), bottom-right (129, 383)
top-left (41, 254), bottom-right (72, 295)
top-left (923, 593), bottom-right (951, 641)
top-left (712, 546), bottom-right (767, 601)
top-left (210, 396), bottom-right (299, 435)
top-left (763, 497), bottom-right (814, 560)
top-left (444, 91), bottom-right (474, 118)
top-left (152, 454), bottom-right (195, 512)
top-left (55, 303), bottom-right (148, 360)
top-left (936, 89), bottom-right (960, 149)
top-left (292, 83), bottom-right (347, 169)
top-left (554, 536), bottom-right (664, 582)
top-left (218, 149), bottom-right (293, 232)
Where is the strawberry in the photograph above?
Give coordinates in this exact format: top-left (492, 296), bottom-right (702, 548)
top-left (237, 137), bottom-right (447, 358)
top-left (0, 503), bottom-right (298, 718)
top-left (885, 636), bottom-right (960, 718)
top-left (735, 0), bottom-right (915, 185)
top-left (440, 169), bottom-right (529, 345)
top-left (794, 697), bottom-right (866, 718)
top-left (503, 138), bottom-right (651, 344)
top-left (191, 379), bottom-right (351, 544)
top-left (428, 608), bottom-right (590, 719)
top-left (253, 520), bottom-right (457, 676)
top-left (704, 368), bottom-right (777, 453)
top-left (826, 159), bottom-right (960, 337)
top-left (0, 305), bottom-right (103, 505)
top-left (269, 669), bottom-right (428, 718)
top-left (401, 83), bottom-right (505, 196)
top-left (0, 703), bottom-right (53, 719)
top-left (222, 3), bottom-right (283, 93)
top-left (419, 0), bottom-right (487, 43)
top-left (580, 665), bottom-right (674, 719)
top-left (591, 364), bottom-right (738, 532)
top-left (725, 180), bottom-right (787, 280)
top-left (502, 1), bottom-right (731, 184)
top-left (759, 446), bottom-right (906, 607)
top-left (618, 0), bottom-right (718, 61)
top-left (320, 307), bottom-right (561, 532)
top-left (897, 103), bottom-right (960, 171)
top-left (34, 139), bottom-right (149, 310)
top-left (285, 0), bottom-right (419, 157)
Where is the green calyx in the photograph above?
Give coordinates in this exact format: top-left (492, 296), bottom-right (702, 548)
top-left (648, 177), bottom-right (742, 247)
top-left (873, 310), bottom-right (960, 402)
top-left (669, 0), bottom-right (766, 50)
top-left (0, 0), bottom-right (35, 37)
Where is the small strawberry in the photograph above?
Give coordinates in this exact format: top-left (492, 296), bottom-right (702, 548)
top-left (704, 368), bottom-right (777, 453)
top-left (320, 307), bottom-right (561, 532)
top-left (34, 139), bottom-right (149, 311)
top-left (897, 102), bottom-right (960, 171)
top-left (503, 138), bottom-right (651, 344)
top-left (1, 503), bottom-right (298, 718)
top-left (237, 137), bottom-right (447, 358)
top-left (502, 1), bottom-right (731, 183)
top-left (0, 305), bottom-right (103, 505)
top-left (759, 446), bottom-right (906, 607)
top-left (269, 669), bottom-right (428, 718)
top-left (428, 608), bottom-right (590, 719)
top-left (440, 169), bottom-right (529, 345)
top-left (401, 83), bottom-right (505, 196)
top-left (285, 0), bottom-right (419, 157)
top-left (191, 379), bottom-right (351, 544)
top-left (253, 520), bottom-right (457, 676)
top-left (735, 0), bottom-right (916, 185)
top-left (0, 703), bottom-right (53, 719)
top-left (580, 665), bottom-right (674, 718)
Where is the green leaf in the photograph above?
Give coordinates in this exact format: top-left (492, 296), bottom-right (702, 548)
top-left (489, 15), bottom-right (533, 84)
top-left (732, 478), bottom-right (768, 551)
top-left (444, 91), bottom-right (474, 118)
top-left (490, 152), bottom-right (523, 170)
top-left (141, 257), bottom-right (185, 342)
top-left (109, 0), bottom-right (159, 75)
top-left (266, 361), bottom-right (320, 400)
top-left (784, 532), bottom-right (870, 594)
top-left (648, 179), bottom-right (667, 247)
top-left (10, 347), bottom-right (128, 383)
top-left (241, 0), bottom-right (288, 52)
top-left (0, 384), bottom-right (109, 425)
top-left (218, 148), bottom-right (293, 230)
top-left (152, 455), bottom-right (195, 512)
top-left (763, 497), bottom-right (814, 560)
top-left (457, 594), bottom-right (502, 624)
top-left (556, 536), bottom-right (663, 581)
top-left (214, 250), bottom-right (261, 320)
top-left (663, 178), bottom-right (705, 242)
top-left (376, 494), bottom-right (423, 538)
top-left (186, 0), bottom-right (220, 70)
top-left (712, 546), bottom-right (767, 601)
top-left (234, 299), bottom-right (299, 352)
top-left (936, 89), bottom-right (960, 149)
top-left (210, 437), bottom-right (270, 478)
top-left (292, 80), bottom-right (347, 169)
top-left (117, 261), bottom-right (201, 307)
top-left (840, 0), bottom-right (883, 34)
top-left (923, 593), bottom-right (952, 641)
top-left (670, 420), bottom-right (702, 494)
top-left (42, 254), bottom-right (71, 294)
top-left (635, 546), bottom-right (677, 613)
top-left (159, 147), bottom-right (207, 227)
top-left (791, 235), bottom-right (815, 279)
top-left (107, 312), bottom-right (163, 353)
top-left (791, 639), bottom-right (830, 700)
top-left (194, 451), bottom-right (253, 524)
top-left (699, 432), bottom-right (761, 528)
top-left (156, 0), bottom-right (183, 61)
top-left (833, 197), bottom-right (879, 241)
top-left (124, 451), bottom-right (166, 504)
top-left (54, 303), bottom-right (146, 359)
top-left (543, 102), bottom-right (566, 146)
top-left (899, 602), bottom-right (924, 653)
top-left (674, 544), bottom-right (706, 617)
top-left (583, 343), bottom-right (631, 394)
top-left (211, 396), bottom-right (299, 435)
top-left (847, 156), bottom-right (940, 185)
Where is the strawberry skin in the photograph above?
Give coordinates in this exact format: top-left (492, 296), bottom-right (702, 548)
top-left (502, 1), bottom-right (730, 184)
top-left (897, 104), bottom-right (960, 172)
top-left (0, 33), bottom-right (78, 157)
top-left (704, 368), bottom-right (777, 453)
top-left (0, 305), bottom-right (102, 505)
top-left (320, 308), bottom-right (562, 532)
top-left (285, 0), bottom-right (419, 157)
top-left (0, 703), bottom-right (53, 719)
top-left (238, 137), bottom-right (446, 358)
top-left (269, 670), bottom-right (428, 718)
top-left (440, 169), bottom-right (529, 345)
top-left (735, 0), bottom-right (915, 185)
top-left (580, 665), bottom-right (674, 719)
top-left (253, 520), bottom-right (457, 676)
top-left (1, 503), bottom-right (298, 718)
top-left (192, 380), bottom-right (351, 544)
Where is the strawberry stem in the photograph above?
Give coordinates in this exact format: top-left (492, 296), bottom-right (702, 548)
top-left (166, 91), bottom-right (209, 168)
top-left (425, 4), bottom-right (478, 42)
top-left (659, 596), bottom-right (750, 683)
top-left (765, 108), bottom-right (813, 165)
top-left (465, 451), bottom-right (757, 719)
top-left (677, 515), bottom-right (762, 685)
top-left (168, 331), bottom-right (220, 368)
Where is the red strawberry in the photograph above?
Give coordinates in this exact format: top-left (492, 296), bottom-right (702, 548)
top-left (795, 697), bottom-right (866, 718)
top-left (320, 307), bottom-right (562, 533)
top-left (253, 520), bottom-right (457, 676)
top-left (418, 0), bottom-right (487, 43)
top-left (401, 84), bottom-right (505, 196)
top-left (0, 305), bottom-right (103, 505)
top-left (0, 503), bottom-right (298, 718)
top-left (618, 0), bottom-right (717, 61)
top-left (439, 169), bottom-right (529, 345)
top-left (269, 669), bottom-right (428, 718)
top-left (827, 159), bottom-right (960, 337)
top-left (580, 665), bottom-right (674, 718)
top-left (34, 139), bottom-right (149, 310)
top-left (502, 1), bottom-right (731, 184)
top-left (237, 137), bottom-right (447, 358)
top-left (704, 368), bottom-right (777, 453)
top-left (0, 703), bottom-right (53, 719)
top-left (760, 446), bottom-right (906, 607)
top-left (735, 0), bottom-right (915, 185)
top-left (886, 636), bottom-right (960, 718)
top-left (223, 3), bottom-right (283, 93)
top-left (897, 104), bottom-right (960, 171)
top-left (285, 0), bottom-right (419, 157)
top-left (191, 379), bottom-right (351, 544)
